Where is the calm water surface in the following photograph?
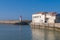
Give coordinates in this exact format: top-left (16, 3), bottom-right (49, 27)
top-left (0, 24), bottom-right (60, 40)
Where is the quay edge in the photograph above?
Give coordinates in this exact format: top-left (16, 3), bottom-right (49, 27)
top-left (30, 22), bottom-right (60, 31)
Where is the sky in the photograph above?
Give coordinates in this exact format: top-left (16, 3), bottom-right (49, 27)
top-left (0, 0), bottom-right (60, 20)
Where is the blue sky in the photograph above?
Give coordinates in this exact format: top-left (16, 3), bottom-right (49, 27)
top-left (0, 0), bottom-right (60, 20)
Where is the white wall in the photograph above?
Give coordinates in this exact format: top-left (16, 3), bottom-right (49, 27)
top-left (46, 14), bottom-right (56, 23)
top-left (32, 14), bottom-right (45, 23)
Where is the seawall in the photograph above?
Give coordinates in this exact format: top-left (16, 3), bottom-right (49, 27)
top-left (30, 23), bottom-right (60, 31)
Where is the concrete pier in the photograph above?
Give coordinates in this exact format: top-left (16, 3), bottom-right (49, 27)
top-left (0, 20), bottom-right (31, 24)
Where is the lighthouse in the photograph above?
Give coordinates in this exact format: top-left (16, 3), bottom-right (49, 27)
top-left (19, 16), bottom-right (22, 22)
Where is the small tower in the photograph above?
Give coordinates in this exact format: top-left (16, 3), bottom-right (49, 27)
top-left (19, 16), bottom-right (22, 22)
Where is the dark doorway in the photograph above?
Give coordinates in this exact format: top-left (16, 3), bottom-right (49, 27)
top-left (45, 18), bottom-right (49, 23)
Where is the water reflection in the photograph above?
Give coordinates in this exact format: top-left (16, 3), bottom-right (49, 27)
top-left (31, 26), bottom-right (60, 40)
top-left (0, 24), bottom-right (60, 40)
top-left (19, 25), bottom-right (32, 40)
top-left (0, 24), bottom-right (32, 40)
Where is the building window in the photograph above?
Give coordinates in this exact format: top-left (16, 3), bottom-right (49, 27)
top-left (33, 16), bottom-right (39, 18)
top-left (41, 20), bottom-right (43, 22)
top-left (40, 16), bottom-right (41, 18)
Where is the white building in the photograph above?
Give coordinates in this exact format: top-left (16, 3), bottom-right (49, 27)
top-left (46, 12), bottom-right (56, 23)
top-left (32, 12), bottom-right (57, 24)
top-left (32, 12), bottom-right (46, 24)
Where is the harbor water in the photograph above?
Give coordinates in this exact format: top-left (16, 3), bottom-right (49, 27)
top-left (0, 24), bottom-right (60, 40)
